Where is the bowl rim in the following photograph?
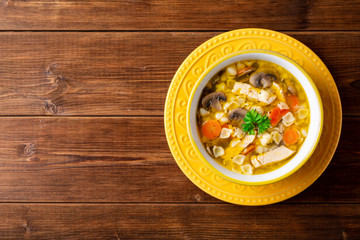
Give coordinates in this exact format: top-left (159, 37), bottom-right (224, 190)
top-left (186, 49), bottom-right (323, 185)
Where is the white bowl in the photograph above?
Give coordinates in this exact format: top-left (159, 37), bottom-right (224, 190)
top-left (187, 50), bottom-right (323, 185)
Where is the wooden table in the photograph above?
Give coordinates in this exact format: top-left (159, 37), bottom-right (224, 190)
top-left (0, 1), bottom-right (359, 239)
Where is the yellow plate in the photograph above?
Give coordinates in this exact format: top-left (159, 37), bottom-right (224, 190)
top-left (164, 28), bottom-right (342, 205)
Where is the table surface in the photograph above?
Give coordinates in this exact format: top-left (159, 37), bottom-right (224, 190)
top-left (0, 1), bottom-right (359, 239)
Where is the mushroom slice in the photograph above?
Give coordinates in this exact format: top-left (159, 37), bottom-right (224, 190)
top-left (251, 146), bottom-right (295, 168)
top-left (205, 144), bottom-right (214, 157)
top-left (201, 92), bottom-right (227, 111)
top-left (228, 108), bottom-right (248, 122)
top-left (213, 146), bottom-right (225, 158)
top-left (249, 72), bottom-right (276, 88)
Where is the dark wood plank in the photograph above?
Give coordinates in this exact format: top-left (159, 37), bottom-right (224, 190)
top-left (0, 203), bottom-right (358, 239)
top-left (0, 32), bottom-right (358, 116)
top-left (0, 0), bottom-right (359, 30)
top-left (0, 116), bottom-right (356, 203)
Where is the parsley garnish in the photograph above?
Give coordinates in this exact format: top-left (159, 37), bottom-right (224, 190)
top-left (241, 109), bottom-right (271, 135)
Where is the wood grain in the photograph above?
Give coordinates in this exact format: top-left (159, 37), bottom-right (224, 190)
top-left (0, 0), bottom-right (359, 30)
top-left (0, 32), bottom-right (358, 116)
top-left (0, 116), bottom-right (356, 203)
top-left (0, 203), bottom-right (358, 239)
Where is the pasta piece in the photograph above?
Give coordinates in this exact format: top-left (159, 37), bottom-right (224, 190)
top-left (233, 155), bottom-right (246, 165)
top-left (220, 128), bottom-right (233, 138)
top-left (271, 131), bottom-right (283, 145)
top-left (226, 64), bottom-right (237, 76)
top-left (199, 108), bottom-right (210, 116)
top-left (223, 101), bottom-right (240, 111)
top-left (259, 133), bottom-right (272, 146)
top-left (240, 164), bottom-right (253, 175)
top-left (297, 109), bottom-right (309, 120)
top-left (213, 146), bottom-right (225, 158)
top-left (282, 112), bottom-right (296, 126)
top-left (301, 128), bottom-right (308, 137)
top-left (215, 112), bottom-right (225, 120)
top-left (219, 117), bottom-right (229, 125)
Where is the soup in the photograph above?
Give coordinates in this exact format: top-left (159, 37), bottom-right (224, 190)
top-left (197, 60), bottom-right (309, 175)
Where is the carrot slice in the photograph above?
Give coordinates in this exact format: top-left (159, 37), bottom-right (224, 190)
top-left (280, 109), bottom-right (290, 116)
top-left (201, 120), bottom-right (221, 140)
top-left (283, 129), bottom-right (300, 145)
top-left (237, 66), bottom-right (253, 76)
top-left (287, 94), bottom-right (300, 112)
top-left (243, 144), bottom-right (255, 155)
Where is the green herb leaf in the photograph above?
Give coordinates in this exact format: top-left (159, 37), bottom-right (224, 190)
top-left (241, 109), bottom-right (271, 135)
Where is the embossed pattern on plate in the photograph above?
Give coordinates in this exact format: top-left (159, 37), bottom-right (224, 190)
top-left (164, 28), bottom-right (342, 205)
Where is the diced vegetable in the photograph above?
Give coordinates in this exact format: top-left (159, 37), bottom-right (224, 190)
top-left (283, 129), bottom-right (300, 145)
top-left (268, 106), bottom-right (289, 126)
top-left (286, 94), bottom-right (300, 112)
top-left (242, 144), bottom-right (255, 155)
top-left (237, 66), bottom-right (254, 76)
top-left (201, 120), bottom-right (222, 140)
top-left (268, 106), bottom-right (281, 126)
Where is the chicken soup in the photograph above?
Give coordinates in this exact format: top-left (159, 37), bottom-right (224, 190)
top-left (197, 60), bottom-right (309, 175)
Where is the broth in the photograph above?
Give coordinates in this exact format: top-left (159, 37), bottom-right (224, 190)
top-left (197, 60), bottom-right (309, 175)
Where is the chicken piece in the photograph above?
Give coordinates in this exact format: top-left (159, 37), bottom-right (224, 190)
top-left (251, 146), bottom-right (295, 168)
top-left (238, 134), bottom-right (256, 148)
top-left (232, 82), bottom-right (276, 105)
